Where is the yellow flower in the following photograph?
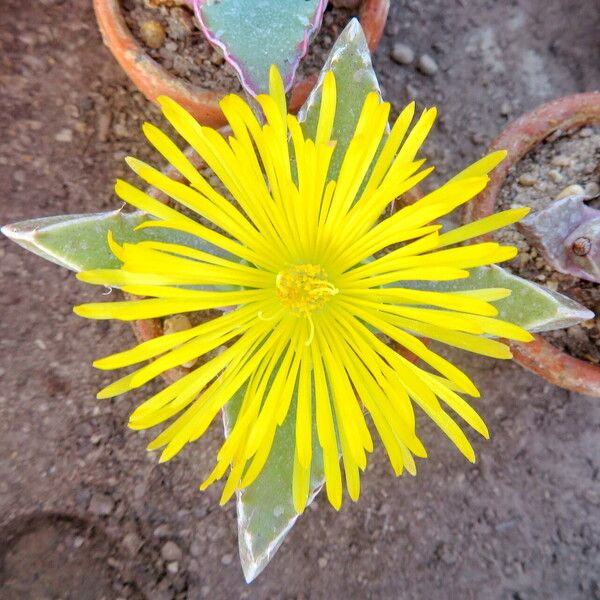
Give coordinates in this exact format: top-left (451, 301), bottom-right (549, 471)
top-left (75, 67), bottom-right (532, 512)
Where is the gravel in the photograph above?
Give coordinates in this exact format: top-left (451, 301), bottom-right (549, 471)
top-left (161, 541), bottom-right (183, 562)
top-left (417, 53), bottom-right (439, 75)
top-left (88, 493), bottom-right (115, 516)
top-left (391, 42), bottom-right (415, 65)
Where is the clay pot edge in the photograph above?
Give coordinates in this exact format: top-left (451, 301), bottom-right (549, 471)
top-left (93, 0), bottom-right (390, 128)
top-left (463, 91), bottom-right (600, 397)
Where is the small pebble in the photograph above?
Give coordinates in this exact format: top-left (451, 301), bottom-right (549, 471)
top-left (391, 43), bottom-right (414, 65)
top-left (89, 493), bottom-right (114, 516)
top-left (140, 20), bottom-right (166, 49)
top-left (406, 83), bottom-right (419, 99)
top-left (221, 553), bottom-right (233, 565)
top-left (211, 50), bottom-right (225, 66)
top-left (166, 7), bottom-right (194, 40)
top-left (166, 561), bottom-right (179, 574)
top-left (318, 556), bottom-right (328, 568)
top-left (547, 168), bottom-right (564, 184)
top-left (555, 183), bottom-right (585, 199)
top-left (585, 181), bottom-right (599, 196)
top-left (122, 532), bottom-right (143, 557)
top-left (161, 541), bottom-right (183, 562)
top-left (190, 541), bottom-right (202, 557)
top-left (97, 112), bottom-right (112, 143)
top-left (54, 128), bottom-right (73, 143)
top-left (417, 53), bottom-right (438, 75)
top-left (551, 154), bottom-right (571, 167)
top-left (153, 524), bottom-right (172, 538)
top-left (500, 101), bottom-right (511, 116)
top-left (517, 173), bottom-right (537, 187)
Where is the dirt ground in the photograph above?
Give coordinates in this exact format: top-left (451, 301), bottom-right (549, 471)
top-left (1, 1), bottom-right (599, 599)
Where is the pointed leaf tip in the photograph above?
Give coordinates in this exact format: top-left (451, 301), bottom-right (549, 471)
top-left (402, 265), bottom-right (594, 333)
top-left (2, 210), bottom-right (228, 273)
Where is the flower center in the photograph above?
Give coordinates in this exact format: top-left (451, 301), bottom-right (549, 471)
top-left (276, 264), bottom-right (338, 316)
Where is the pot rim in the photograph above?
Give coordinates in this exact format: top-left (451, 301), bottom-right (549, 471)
top-left (463, 91), bottom-right (600, 397)
top-left (93, 0), bottom-right (390, 128)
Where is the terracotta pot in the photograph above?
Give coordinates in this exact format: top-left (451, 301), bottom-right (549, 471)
top-left (463, 91), bottom-right (600, 397)
top-left (93, 0), bottom-right (390, 129)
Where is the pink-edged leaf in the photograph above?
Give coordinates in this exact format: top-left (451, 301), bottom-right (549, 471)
top-left (517, 194), bottom-right (600, 284)
top-left (193, 0), bottom-right (327, 96)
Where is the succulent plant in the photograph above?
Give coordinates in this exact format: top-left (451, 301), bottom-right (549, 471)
top-left (177, 0), bottom-right (328, 97)
top-left (2, 19), bottom-right (595, 584)
top-left (517, 194), bottom-right (600, 284)
top-left (196, 0), bottom-right (327, 96)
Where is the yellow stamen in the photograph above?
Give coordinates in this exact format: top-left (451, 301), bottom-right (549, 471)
top-left (275, 264), bottom-right (338, 316)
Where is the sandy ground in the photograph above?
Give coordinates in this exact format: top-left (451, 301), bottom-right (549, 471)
top-left (1, 1), bottom-right (599, 598)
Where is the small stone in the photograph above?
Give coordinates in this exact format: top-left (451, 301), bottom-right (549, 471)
top-left (555, 184), bottom-right (585, 199)
top-left (73, 536), bottom-right (85, 548)
top-left (391, 43), bottom-right (414, 65)
top-left (54, 128), bottom-right (73, 143)
top-left (172, 55), bottom-right (192, 77)
top-left (517, 173), bottom-right (537, 187)
top-left (211, 50), bottom-right (225, 66)
top-left (166, 7), bottom-right (194, 40)
top-left (585, 181), bottom-right (599, 196)
top-left (500, 101), bottom-right (511, 116)
top-left (140, 20), bottom-right (166, 49)
top-left (166, 561), bottom-right (179, 574)
top-left (406, 83), bottom-right (419, 99)
top-left (147, 588), bottom-right (173, 600)
top-left (547, 168), bottom-right (564, 184)
top-left (13, 170), bottom-right (26, 184)
top-left (551, 154), bottom-right (571, 167)
top-left (133, 483), bottom-right (146, 499)
top-left (318, 556), bottom-right (328, 568)
top-left (97, 112), bottom-right (111, 143)
top-left (417, 53), bottom-right (438, 75)
top-left (161, 541), bottom-right (183, 562)
top-left (89, 493), bottom-right (114, 516)
top-left (221, 553), bottom-right (233, 565)
top-left (153, 524), bottom-right (172, 538)
top-left (190, 541), bottom-right (202, 557)
top-left (122, 532), bottom-right (143, 557)
top-left (163, 314), bottom-right (192, 335)
top-left (471, 131), bottom-right (486, 145)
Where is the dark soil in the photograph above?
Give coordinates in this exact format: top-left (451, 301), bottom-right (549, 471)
top-left (495, 126), bottom-right (600, 363)
top-left (0, 513), bottom-right (140, 600)
top-left (122, 0), bottom-right (353, 92)
top-left (1, 1), bottom-right (600, 599)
